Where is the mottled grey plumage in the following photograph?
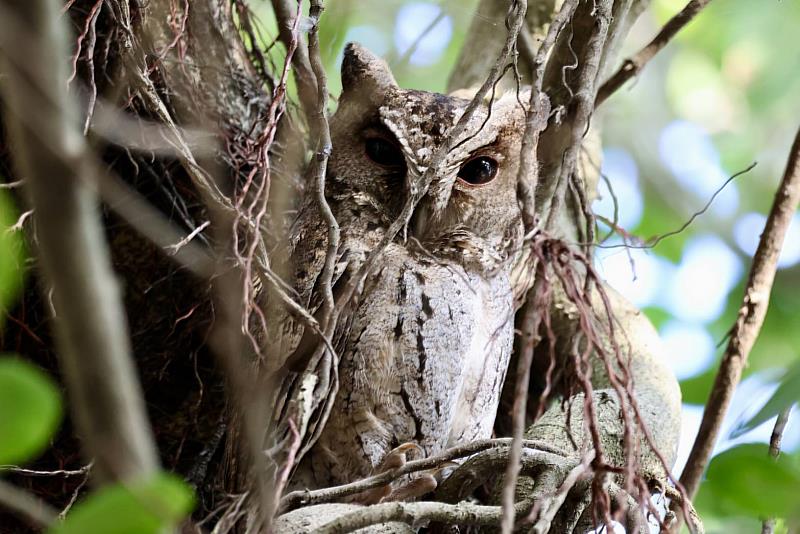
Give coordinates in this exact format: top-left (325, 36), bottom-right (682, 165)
top-left (283, 43), bottom-right (531, 490)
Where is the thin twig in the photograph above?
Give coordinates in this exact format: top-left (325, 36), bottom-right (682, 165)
top-left (680, 124), bottom-right (800, 498)
top-left (760, 407), bottom-right (792, 534)
top-left (595, 0), bottom-right (714, 108)
top-left (306, 0), bottom-right (339, 339)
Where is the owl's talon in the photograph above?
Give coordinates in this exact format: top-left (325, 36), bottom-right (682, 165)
top-left (352, 442), bottom-right (425, 504)
top-left (381, 472), bottom-right (438, 502)
top-left (377, 442), bottom-right (424, 471)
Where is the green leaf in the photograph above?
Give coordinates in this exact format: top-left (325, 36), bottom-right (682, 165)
top-left (731, 362), bottom-right (800, 438)
top-left (0, 188), bottom-right (26, 322)
top-left (0, 357), bottom-right (62, 465)
top-left (51, 473), bottom-right (195, 534)
top-left (700, 444), bottom-right (800, 519)
top-left (679, 366), bottom-right (717, 405)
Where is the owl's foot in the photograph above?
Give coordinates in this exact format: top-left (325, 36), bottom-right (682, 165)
top-left (381, 462), bottom-right (458, 502)
top-left (354, 442), bottom-right (424, 504)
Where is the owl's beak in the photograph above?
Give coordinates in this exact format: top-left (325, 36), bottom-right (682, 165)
top-left (409, 198), bottom-right (432, 241)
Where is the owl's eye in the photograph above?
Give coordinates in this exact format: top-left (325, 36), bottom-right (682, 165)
top-left (365, 137), bottom-right (405, 168)
top-left (457, 156), bottom-right (498, 186)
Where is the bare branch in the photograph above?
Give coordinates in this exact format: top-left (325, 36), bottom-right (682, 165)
top-left (595, 0), bottom-right (714, 108)
top-left (0, 480), bottom-right (58, 529)
top-left (0, 0), bottom-right (159, 484)
top-left (680, 124), bottom-right (800, 497)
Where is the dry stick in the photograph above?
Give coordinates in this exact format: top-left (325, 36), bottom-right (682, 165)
top-left (0, 0), bottom-right (159, 485)
top-left (530, 450), bottom-right (595, 534)
top-left (760, 407), bottom-right (792, 534)
top-left (680, 124), bottom-right (800, 498)
top-left (0, 480), bottom-right (58, 529)
top-left (594, 0), bottom-right (713, 108)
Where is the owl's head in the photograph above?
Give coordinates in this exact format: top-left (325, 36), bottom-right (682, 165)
top-left (328, 43), bottom-right (527, 269)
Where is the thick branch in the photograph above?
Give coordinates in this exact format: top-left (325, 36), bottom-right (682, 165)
top-left (680, 124), bottom-right (800, 497)
top-left (316, 499), bottom-right (534, 534)
top-left (0, 0), bottom-right (159, 484)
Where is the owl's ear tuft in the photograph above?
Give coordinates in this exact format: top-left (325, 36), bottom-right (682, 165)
top-left (341, 42), bottom-right (397, 97)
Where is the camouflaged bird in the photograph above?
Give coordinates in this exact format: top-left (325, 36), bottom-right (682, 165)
top-left (277, 43), bottom-right (532, 492)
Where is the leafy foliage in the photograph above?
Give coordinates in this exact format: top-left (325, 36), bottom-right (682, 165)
top-left (0, 188), bottom-right (25, 327)
top-left (50, 473), bottom-right (195, 534)
top-left (696, 443), bottom-right (800, 519)
top-left (0, 357), bottom-right (62, 465)
top-left (732, 362), bottom-right (800, 438)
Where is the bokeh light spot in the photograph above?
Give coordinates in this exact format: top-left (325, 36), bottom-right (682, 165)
top-left (594, 147), bottom-right (643, 232)
top-left (394, 3), bottom-right (453, 66)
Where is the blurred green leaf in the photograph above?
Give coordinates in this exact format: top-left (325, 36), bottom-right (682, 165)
top-left (0, 188), bottom-right (26, 323)
top-left (731, 362), bottom-right (800, 438)
top-left (699, 444), bottom-right (800, 519)
top-left (0, 357), bottom-right (62, 465)
top-left (680, 366), bottom-right (717, 405)
top-left (51, 473), bottom-right (195, 534)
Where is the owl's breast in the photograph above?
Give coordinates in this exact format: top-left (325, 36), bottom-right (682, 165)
top-left (308, 244), bottom-right (514, 485)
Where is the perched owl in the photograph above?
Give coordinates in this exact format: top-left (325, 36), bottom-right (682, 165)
top-left (282, 43), bottom-right (530, 491)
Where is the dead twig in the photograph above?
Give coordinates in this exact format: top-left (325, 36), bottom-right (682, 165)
top-left (680, 124), bottom-right (800, 498)
top-left (760, 407), bottom-right (792, 534)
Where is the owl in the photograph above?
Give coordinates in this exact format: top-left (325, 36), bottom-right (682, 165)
top-left (281, 43), bottom-right (530, 492)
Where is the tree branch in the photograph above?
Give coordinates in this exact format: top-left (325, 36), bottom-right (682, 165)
top-left (279, 438), bottom-right (563, 514)
top-left (0, 0), bottom-right (159, 484)
top-left (271, 0), bottom-right (318, 115)
top-left (316, 498), bottom-right (535, 534)
top-left (0, 480), bottom-right (58, 529)
top-left (594, 0), bottom-right (713, 108)
top-left (680, 124), bottom-right (800, 497)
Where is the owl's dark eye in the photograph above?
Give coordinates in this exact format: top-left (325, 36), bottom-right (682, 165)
top-left (365, 137), bottom-right (405, 167)
top-left (457, 156), bottom-right (498, 186)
